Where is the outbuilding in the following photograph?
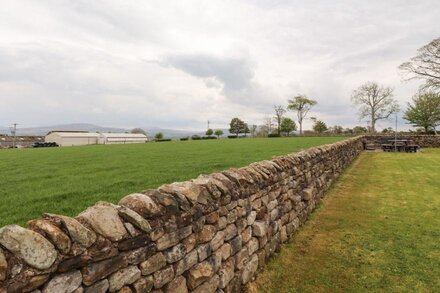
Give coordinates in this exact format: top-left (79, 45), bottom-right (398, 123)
top-left (45, 131), bottom-right (148, 147)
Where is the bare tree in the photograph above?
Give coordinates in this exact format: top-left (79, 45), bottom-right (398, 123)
top-left (273, 105), bottom-right (286, 136)
top-left (399, 37), bottom-right (440, 91)
top-left (287, 95), bottom-right (317, 135)
top-left (262, 116), bottom-right (274, 134)
top-left (351, 81), bottom-right (400, 133)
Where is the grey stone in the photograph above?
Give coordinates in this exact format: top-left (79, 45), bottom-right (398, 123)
top-left (140, 252), bottom-right (166, 275)
top-left (42, 270), bottom-right (82, 293)
top-left (118, 206), bottom-right (152, 233)
top-left (219, 257), bottom-right (235, 289)
top-left (174, 249), bottom-right (198, 275)
top-left (0, 225), bottom-right (57, 270)
top-left (153, 266), bottom-right (174, 289)
top-left (0, 248), bottom-right (7, 281)
top-left (192, 275), bottom-right (220, 293)
top-left (165, 244), bottom-right (186, 263)
top-left (109, 266), bottom-right (142, 292)
top-left (197, 243), bottom-right (212, 262)
top-left (242, 254), bottom-right (258, 284)
top-left (188, 261), bottom-right (215, 290)
top-left (119, 193), bottom-right (163, 217)
top-left (132, 276), bottom-right (154, 293)
top-left (252, 221), bottom-right (267, 237)
top-left (210, 231), bottom-right (225, 252)
top-left (84, 279), bottom-right (109, 293)
top-left (164, 275), bottom-right (188, 293)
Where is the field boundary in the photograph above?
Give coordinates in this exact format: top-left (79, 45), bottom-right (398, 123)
top-left (0, 137), bottom-right (364, 292)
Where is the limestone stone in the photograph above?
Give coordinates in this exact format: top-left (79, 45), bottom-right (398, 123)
top-left (118, 234), bottom-right (151, 251)
top-left (174, 249), bottom-right (198, 275)
top-left (216, 217), bottom-right (227, 230)
top-left (197, 243), bottom-right (212, 261)
top-left (219, 257), bottom-right (235, 289)
top-left (84, 279), bottom-right (109, 293)
top-left (182, 234), bottom-right (196, 253)
top-left (223, 224), bottom-right (237, 241)
top-left (0, 248), bottom-right (7, 281)
top-left (44, 213), bottom-right (96, 248)
top-left (109, 266), bottom-right (142, 292)
top-left (42, 270), bottom-right (82, 293)
top-left (241, 254), bottom-right (258, 284)
top-left (210, 231), bottom-right (225, 252)
top-left (124, 222), bottom-right (141, 237)
top-left (252, 221), bottom-right (267, 237)
top-left (241, 226), bottom-right (252, 244)
top-left (156, 226), bottom-right (192, 251)
top-left (159, 182), bottom-right (210, 205)
top-left (188, 261), bottom-right (215, 290)
top-left (164, 275), bottom-right (187, 293)
top-left (77, 204), bottom-right (128, 242)
top-left (119, 193), bottom-right (163, 218)
top-left (0, 225), bottom-right (57, 270)
top-left (27, 219), bottom-right (72, 254)
top-left (82, 255), bottom-right (128, 286)
top-left (123, 244), bottom-right (157, 265)
top-left (58, 255), bottom-right (92, 273)
top-left (205, 211), bottom-right (219, 224)
top-left (117, 286), bottom-right (132, 293)
top-left (192, 275), bottom-right (220, 293)
top-left (118, 206), bottom-right (152, 233)
top-left (153, 266), bottom-right (174, 289)
top-left (302, 188), bottom-right (314, 201)
top-left (165, 244), bottom-right (186, 263)
top-left (219, 243), bottom-right (231, 260)
top-left (235, 247), bottom-right (249, 270)
top-left (132, 276), bottom-right (154, 293)
top-left (229, 236), bottom-right (242, 256)
top-left (140, 252), bottom-right (166, 275)
top-left (247, 237), bottom-right (259, 255)
top-left (197, 225), bottom-right (216, 243)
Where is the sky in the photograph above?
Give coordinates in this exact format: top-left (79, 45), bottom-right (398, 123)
top-left (0, 0), bottom-right (439, 131)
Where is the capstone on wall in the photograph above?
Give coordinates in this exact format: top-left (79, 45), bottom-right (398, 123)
top-left (0, 137), bottom-right (364, 293)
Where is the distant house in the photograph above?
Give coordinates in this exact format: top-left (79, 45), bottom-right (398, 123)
top-left (45, 131), bottom-right (148, 147)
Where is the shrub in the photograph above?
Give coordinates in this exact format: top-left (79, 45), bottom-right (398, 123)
top-left (268, 133), bottom-right (281, 137)
top-left (202, 136), bottom-right (217, 139)
top-left (191, 135), bottom-right (201, 140)
top-left (227, 135), bottom-right (238, 139)
top-left (180, 137), bottom-right (189, 141)
top-left (155, 139), bottom-right (172, 142)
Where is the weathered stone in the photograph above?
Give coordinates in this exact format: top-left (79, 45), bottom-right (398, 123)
top-left (219, 257), bottom-right (235, 289)
top-left (28, 219), bottom-right (72, 254)
top-left (118, 234), bottom-right (151, 251)
top-left (42, 270), bottom-right (82, 293)
top-left (44, 213), bottom-right (96, 248)
top-left (153, 266), bottom-right (174, 289)
top-left (0, 225), bottom-right (57, 270)
top-left (188, 261), bottom-right (215, 290)
top-left (247, 237), bottom-right (259, 255)
top-left (164, 275), bottom-right (187, 293)
top-left (220, 243), bottom-right (231, 261)
top-left (241, 226), bottom-right (252, 244)
top-left (13, 274), bottom-right (50, 293)
top-left (84, 279), bottom-right (109, 293)
top-left (119, 193), bottom-right (163, 217)
top-left (82, 254), bottom-right (128, 286)
top-left (302, 188), bottom-right (314, 201)
top-left (174, 249), bottom-right (198, 275)
top-left (109, 266), bottom-right (141, 292)
top-left (210, 231), bottom-right (225, 252)
top-left (118, 206), bottom-right (152, 233)
top-left (159, 182), bottom-right (210, 205)
top-left (235, 247), bottom-right (249, 270)
top-left (117, 286), bottom-right (132, 293)
top-left (140, 252), bottom-right (166, 275)
top-left (124, 222), bottom-right (141, 237)
top-left (242, 254), bottom-right (258, 284)
top-left (73, 287), bottom-right (84, 293)
top-left (223, 224), bottom-right (237, 241)
top-left (182, 234), bottom-right (197, 253)
top-left (197, 225), bottom-right (216, 243)
top-left (197, 243), bottom-right (212, 262)
top-left (252, 221), bottom-right (267, 237)
top-left (165, 244), bottom-right (186, 263)
top-left (58, 255), bottom-right (92, 273)
top-left (229, 236), bottom-right (242, 256)
top-left (156, 226), bottom-right (192, 251)
top-left (132, 276), bottom-right (154, 293)
top-left (77, 204), bottom-right (128, 242)
top-left (123, 244), bottom-right (157, 265)
top-left (0, 248), bottom-right (7, 281)
top-left (192, 275), bottom-right (220, 293)
top-left (205, 211), bottom-right (219, 224)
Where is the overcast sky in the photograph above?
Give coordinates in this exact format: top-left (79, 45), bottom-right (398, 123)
top-left (1, 0), bottom-right (439, 131)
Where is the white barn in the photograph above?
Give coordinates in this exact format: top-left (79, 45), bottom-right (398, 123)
top-left (45, 131), bottom-right (148, 147)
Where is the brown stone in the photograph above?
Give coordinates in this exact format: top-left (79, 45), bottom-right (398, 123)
top-left (165, 244), bottom-right (186, 263)
top-left (164, 275), bottom-right (187, 293)
top-left (118, 206), bottom-right (152, 233)
top-left (153, 266), bottom-right (175, 289)
top-left (84, 279), bottom-right (109, 293)
top-left (174, 250), bottom-right (198, 275)
top-left (109, 266), bottom-right (141, 292)
top-left (210, 231), bottom-right (225, 252)
top-left (118, 234), bottom-right (151, 251)
top-left (0, 225), bottom-right (57, 270)
top-left (132, 276), bottom-right (154, 293)
top-left (58, 255), bottom-right (92, 273)
top-left (205, 212), bottom-right (219, 224)
top-left (159, 182), bottom-right (210, 205)
top-left (197, 225), bottom-right (216, 243)
top-left (82, 254), bottom-right (128, 286)
top-left (0, 248), bottom-right (7, 281)
top-left (140, 252), bottom-right (166, 275)
top-left (123, 244), bottom-right (157, 265)
top-left (188, 261), bottom-right (215, 290)
top-left (229, 236), bottom-right (242, 256)
top-left (192, 275), bottom-right (220, 293)
top-left (42, 270), bottom-right (82, 293)
top-left (241, 226), bottom-right (252, 244)
top-left (44, 213), bottom-right (97, 248)
top-left (77, 204), bottom-right (128, 242)
top-left (219, 257), bottom-right (235, 289)
top-left (182, 234), bottom-right (197, 253)
top-left (252, 221), bottom-right (267, 237)
top-left (119, 193), bottom-right (163, 218)
top-left (27, 219), bottom-right (72, 254)
top-left (196, 243), bottom-right (212, 262)
top-left (247, 237), bottom-right (259, 255)
top-left (117, 286), bottom-right (132, 293)
top-left (223, 224), bottom-right (237, 241)
top-left (220, 243), bottom-right (231, 260)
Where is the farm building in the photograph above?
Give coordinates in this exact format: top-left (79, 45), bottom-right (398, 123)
top-left (45, 131), bottom-right (148, 146)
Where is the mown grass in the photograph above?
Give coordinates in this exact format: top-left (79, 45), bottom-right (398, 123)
top-left (0, 137), bottom-right (345, 227)
top-left (252, 149), bottom-right (440, 293)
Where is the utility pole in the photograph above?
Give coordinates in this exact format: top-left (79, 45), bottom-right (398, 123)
top-left (394, 113), bottom-right (398, 153)
top-left (11, 123), bottom-right (18, 148)
top-left (207, 120), bottom-right (210, 130)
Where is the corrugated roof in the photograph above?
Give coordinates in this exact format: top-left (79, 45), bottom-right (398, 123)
top-left (100, 133), bottom-right (147, 138)
top-left (47, 132), bottom-right (147, 139)
top-left (48, 132), bottom-right (101, 138)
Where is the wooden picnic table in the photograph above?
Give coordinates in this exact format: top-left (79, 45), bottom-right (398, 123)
top-left (381, 140), bottom-right (419, 152)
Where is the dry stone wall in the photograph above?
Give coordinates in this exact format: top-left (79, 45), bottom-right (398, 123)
top-left (0, 137), bottom-right (364, 293)
top-left (364, 135), bottom-right (440, 148)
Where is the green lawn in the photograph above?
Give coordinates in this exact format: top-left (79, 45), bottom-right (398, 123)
top-left (252, 149), bottom-right (440, 293)
top-left (0, 137), bottom-right (345, 227)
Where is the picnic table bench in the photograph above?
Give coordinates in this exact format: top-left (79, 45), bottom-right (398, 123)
top-left (381, 139), bottom-right (419, 152)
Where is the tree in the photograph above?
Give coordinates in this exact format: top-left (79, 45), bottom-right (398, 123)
top-left (403, 91), bottom-right (440, 134)
top-left (313, 120), bottom-right (328, 134)
top-left (351, 81), bottom-right (400, 133)
top-left (154, 132), bottom-right (164, 140)
top-left (131, 128), bottom-right (147, 135)
top-left (287, 95), bottom-right (317, 135)
top-left (280, 117), bottom-right (296, 136)
top-left (249, 125), bottom-right (257, 137)
top-left (399, 38), bottom-right (440, 91)
top-left (243, 123), bottom-right (250, 137)
top-left (214, 129), bottom-right (224, 138)
top-left (262, 116), bottom-right (274, 135)
top-left (331, 125), bottom-right (343, 134)
top-left (352, 126), bottom-right (368, 134)
top-left (205, 128), bottom-right (213, 136)
top-left (273, 105), bottom-right (286, 136)
top-left (229, 117), bottom-right (246, 137)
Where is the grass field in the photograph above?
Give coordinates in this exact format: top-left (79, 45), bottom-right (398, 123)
top-left (252, 149), bottom-right (440, 293)
top-left (0, 137), bottom-right (345, 227)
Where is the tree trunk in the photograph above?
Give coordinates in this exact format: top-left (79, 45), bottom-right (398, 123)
top-left (299, 122), bottom-right (303, 136)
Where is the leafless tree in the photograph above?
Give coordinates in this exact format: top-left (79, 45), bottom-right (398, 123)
top-left (351, 81), bottom-right (400, 133)
top-left (399, 37), bottom-right (440, 91)
top-left (273, 105), bottom-right (286, 136)
top-left (262, 116), bottom-right (274, 134)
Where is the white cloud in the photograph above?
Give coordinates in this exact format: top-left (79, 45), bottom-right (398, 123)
top-left (0, 0), bottom-right (439, 130)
